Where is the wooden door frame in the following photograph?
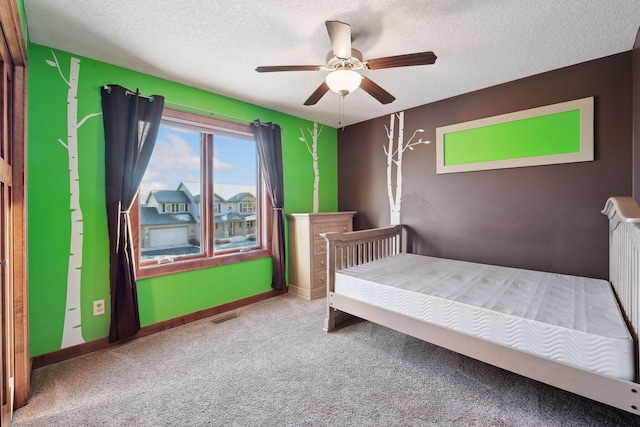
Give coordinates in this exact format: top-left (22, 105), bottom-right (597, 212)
top-left (0, 0), bottom-right (28, 418)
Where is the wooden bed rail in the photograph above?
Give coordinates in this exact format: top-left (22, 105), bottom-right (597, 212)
top-left (602, 196), bottom-right (640, 380)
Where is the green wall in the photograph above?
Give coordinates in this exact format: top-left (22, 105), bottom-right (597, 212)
top-left (27, 43), bottom-right (338, 357)
top-left (444, 110), bottom-right (581, 165)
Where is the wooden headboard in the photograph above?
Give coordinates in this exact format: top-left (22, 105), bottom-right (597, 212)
top-left (321, 224), bottom-right (403, 293)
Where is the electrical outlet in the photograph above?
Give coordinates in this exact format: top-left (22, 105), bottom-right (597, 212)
top-left (93, 299), bottom-right (105, 316)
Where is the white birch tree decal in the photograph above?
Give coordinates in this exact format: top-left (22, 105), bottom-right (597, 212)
top-left (46, 51), bottom-right (102, 348)
top-left (383, 111), bottom-right (430, 225)
top-left (299, 122), bottom-right (323, 213)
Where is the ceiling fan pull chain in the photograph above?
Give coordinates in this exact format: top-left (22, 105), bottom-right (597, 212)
top-left (338, 94), bottom-right (345, 129)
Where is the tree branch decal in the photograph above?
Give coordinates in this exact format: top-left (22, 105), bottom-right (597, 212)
top-left (299, 122), bottom-right (323, 213)
top-left (383, 111), bottom-right (430, 225)
top-left (47, 50), bottom-right (102, 349)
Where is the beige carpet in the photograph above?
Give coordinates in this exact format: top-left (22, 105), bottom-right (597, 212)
top-left (12, 294), bottom-right (640, 426)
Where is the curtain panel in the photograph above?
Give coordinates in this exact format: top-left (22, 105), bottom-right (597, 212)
top-left (101, 85), bottom-right (165, 342)
top-left (251, 121), bottom-right (286, 290)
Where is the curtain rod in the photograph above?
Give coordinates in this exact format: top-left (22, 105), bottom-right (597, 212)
top-left (164, 100), bottom-right (259, 125)
top-left (127, 90), bottom-right (153, 100)
top-left (165, 101), bottom-right (279, 129)
top-left (102, 85), bottom-right (278, 128)
top-left (103, 85), bottom-right (155, 101)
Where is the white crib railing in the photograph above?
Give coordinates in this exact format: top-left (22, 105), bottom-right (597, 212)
top-left (602, 196), bottom-right (640, 380)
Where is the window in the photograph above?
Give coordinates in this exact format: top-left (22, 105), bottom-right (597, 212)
top-left (240, 202), bottom-right (255, 213)
top-left (161, 203), bottom-right (185, 213)
top-left (135, 108), bottom-right (270, 278)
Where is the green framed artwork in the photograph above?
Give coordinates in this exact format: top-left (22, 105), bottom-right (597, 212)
top-left (435, 97), bottom-right (594, 174)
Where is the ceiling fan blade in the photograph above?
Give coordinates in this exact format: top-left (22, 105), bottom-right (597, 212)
top-left (325, 20), bottom-right (352, 59)
top-left (365, 52), bottom-right (437, 70)
top-left (255, 65), bottom-right (322, 72)
top-left (304, 81), bottom-right (330, 106)
top-left (360, 76), bottom-right (396, 104)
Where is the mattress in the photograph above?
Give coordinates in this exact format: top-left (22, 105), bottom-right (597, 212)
top-left (334, 253), bottom-right (635, 381)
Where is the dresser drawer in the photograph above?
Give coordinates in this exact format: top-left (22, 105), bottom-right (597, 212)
top-left (313, 239), bottom-right (328, 256)
top-left (312, 270), bottom-right (327, 291)
top-left (312, 221), bottom-right (351, 254)
top-left (313, 253), bottom-right (327, 272)
top-left (312, 220), bottom-right (351, 237)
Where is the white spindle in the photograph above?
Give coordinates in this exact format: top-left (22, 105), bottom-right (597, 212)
top-left (603, 197), bottom-right (640, 379)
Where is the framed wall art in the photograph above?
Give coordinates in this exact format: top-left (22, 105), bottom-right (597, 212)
top-left (436, 97), bottom-right (594, 174)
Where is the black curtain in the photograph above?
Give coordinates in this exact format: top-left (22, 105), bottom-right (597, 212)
top-left (251, 120), bottom-right (286, 290)
top-left (101, 85), bottom-right (165, 342)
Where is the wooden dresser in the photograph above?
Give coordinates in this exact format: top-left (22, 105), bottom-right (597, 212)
top-left (287, 212), bottom-right (356, 300)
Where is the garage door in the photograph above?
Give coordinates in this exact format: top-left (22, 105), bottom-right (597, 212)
top-left (149, 226), bottom-right (188, 247)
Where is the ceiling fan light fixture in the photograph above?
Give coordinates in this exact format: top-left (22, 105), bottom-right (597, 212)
top-left (325, 69), bottom-right (362, 96)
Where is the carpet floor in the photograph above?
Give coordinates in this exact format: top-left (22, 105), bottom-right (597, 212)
top-left (11, 294), bottom-right (640, 426)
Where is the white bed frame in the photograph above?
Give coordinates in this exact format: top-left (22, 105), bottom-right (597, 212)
top-left (322, 196), bottom-right (640, 415)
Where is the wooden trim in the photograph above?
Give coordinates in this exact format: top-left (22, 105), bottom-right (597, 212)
top-left (137, 248), bottom-right (271, 279)
top-left (0, 3), bottom-right (28, 419)
top-left (32, 289), bottom-right (286, 369)
top-left (31, 337), bottom-right (110, 370)
top-left (11, 64), bottom-right (28, 408)
top-left (0, 1), bottom-right (26, 66)
top-left (162, 108), bottom-right (252, 134)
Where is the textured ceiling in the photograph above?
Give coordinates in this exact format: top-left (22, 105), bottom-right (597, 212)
top-left (23, 0), bottom-right (640, 127)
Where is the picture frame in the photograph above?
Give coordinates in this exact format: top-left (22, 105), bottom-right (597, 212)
top-left (435, 97), bottom-right (594, 174)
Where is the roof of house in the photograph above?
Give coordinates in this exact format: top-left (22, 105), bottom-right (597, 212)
top-left (173, 182), bottom-right (256, 203)
top-left (141, 207), bottom-right (196, 226)
top-left (225, 192), bottom-right (255, 202)
top-left (178, 181), bottom-right (200, 199)
top-left (215, 212), bottom-right (255, 223)
top-left (213, 183), bottom-right (257, 201)
top-left (149, 190), bottom-right (191, 204)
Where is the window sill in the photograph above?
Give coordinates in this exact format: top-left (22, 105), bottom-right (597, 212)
top-left (137, 248), bottom-right (271, 279)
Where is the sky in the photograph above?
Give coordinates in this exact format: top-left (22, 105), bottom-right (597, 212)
top-left (140, 123), bottom-right (257, 202)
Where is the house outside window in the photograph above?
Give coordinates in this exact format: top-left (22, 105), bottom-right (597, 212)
top-left (135, 108), bottom-right (269, 278)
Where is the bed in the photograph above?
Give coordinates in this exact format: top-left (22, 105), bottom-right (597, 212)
top-left (321, 196), bottom-right (640, 415)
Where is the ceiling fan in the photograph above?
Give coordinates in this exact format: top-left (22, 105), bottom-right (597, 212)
top-left (255, 20), bottom-right (437, 106)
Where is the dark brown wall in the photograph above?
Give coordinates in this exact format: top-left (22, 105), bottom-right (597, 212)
top-left (633, 29), bottom-right (640, 202)
top-left (338, 52), bottom-right (633, 279)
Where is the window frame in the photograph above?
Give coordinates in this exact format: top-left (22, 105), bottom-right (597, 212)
top-left (133, 108), bottom-right (271, 279)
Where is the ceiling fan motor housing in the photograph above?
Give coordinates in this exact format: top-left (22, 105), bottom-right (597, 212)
top-left (326, 49), bottom-right (364, 70)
